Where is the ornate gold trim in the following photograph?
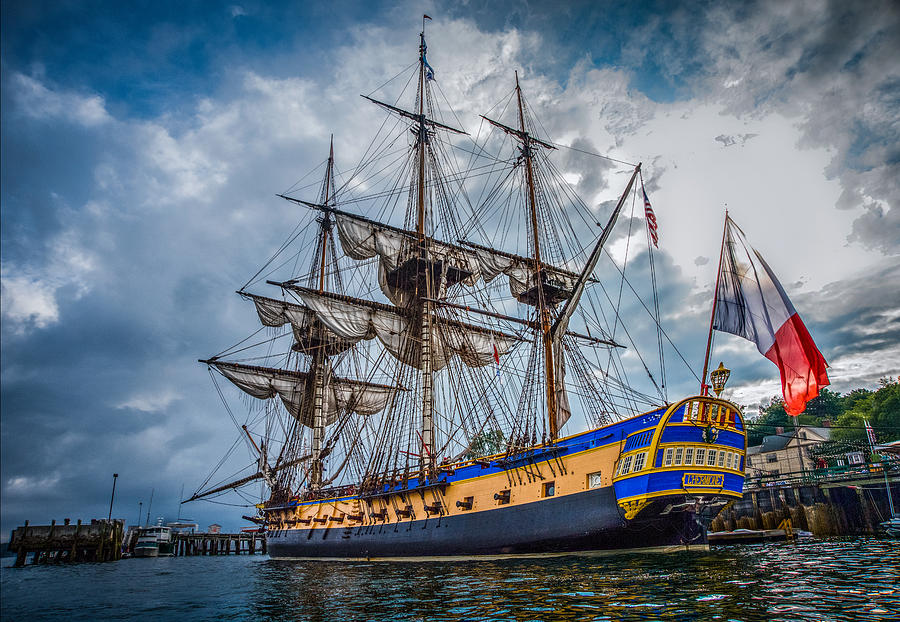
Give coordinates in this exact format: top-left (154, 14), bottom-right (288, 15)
top-left (618, 498), bottom-right (650, 520)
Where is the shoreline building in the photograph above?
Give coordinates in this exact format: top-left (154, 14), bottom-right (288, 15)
top-left (746, 426), bottom-right (834, 483)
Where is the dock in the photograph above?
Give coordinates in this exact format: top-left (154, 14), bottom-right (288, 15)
top-left (7, 519), bottom-right (124, 567)
top-left (171, 532), bottom-right (266, 556)
top-left (711, 462), bottom-right (899, 537)
top-left (708, 527), bottom-right (794, 545)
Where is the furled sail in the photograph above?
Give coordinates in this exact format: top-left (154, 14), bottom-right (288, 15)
top-left (334, 211), bottom-right (483, 305)
top-left (552, 335), bottom-right (572, 431)
top-left (247, 292), bottom-right (314, 329)
top-left (464, 243), bottom-right (579, 307)
top-left (294, 289), bottom-right (520, 371)
top-left (335, 210), bottom-right (581, 308)
top-left (205, 360), bottom-right (395, 427)
top-left (242, 292), bottom-right (353, 356)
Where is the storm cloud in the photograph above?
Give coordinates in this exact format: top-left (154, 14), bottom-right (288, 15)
top-left (2, 0), bottom-right (898, 537)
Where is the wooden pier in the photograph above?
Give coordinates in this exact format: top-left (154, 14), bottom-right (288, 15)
top-left (171, 532), bottom-right (266, 556)
top-left (7, 519), bottom-right (124, 567)
top-left (711, 466), bottom-right (899, 536)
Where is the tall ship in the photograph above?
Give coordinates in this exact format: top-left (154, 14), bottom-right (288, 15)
top-left (186, 22), bottom-right (747, 558)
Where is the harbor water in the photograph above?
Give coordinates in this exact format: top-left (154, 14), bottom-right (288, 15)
top-left (2, 537), bottom-right (898, 620)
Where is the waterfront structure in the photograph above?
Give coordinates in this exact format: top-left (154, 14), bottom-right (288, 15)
top-left (746, 426), bottom-right (833, 482)
top-left (186, 21), bottom-right (752, 558)
top-left (167, 520), bottom-right (199, 534)
top-left (8, 519), bottom-right (124, 566)
top-left (711, 460), bottom-right (900, 536)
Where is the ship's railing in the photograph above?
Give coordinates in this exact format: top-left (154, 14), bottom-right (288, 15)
top-left (680, 397), bottom-right (741, 429)
top-left (300, 484), bottom-right (357, 501)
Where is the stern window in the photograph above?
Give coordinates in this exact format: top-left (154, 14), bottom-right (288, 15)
top-left (622, 455), bottom-right (633, 474)
top-left (726, 452), bottom-right (734, 469)
top-left (696, 448), bottom-right (706, 465)
top-left (684, 447), bottom-right (694, 465)
top-left (663, 448), bottom-right (674, 467)
top-left (707, 450), bottom-right (718, 466)
top-left (633, 452), bottom-right (646, 472)
top-left (718, 451), bottom-right (726, 467)
top-left (674, 447), bottom-right (684, 466)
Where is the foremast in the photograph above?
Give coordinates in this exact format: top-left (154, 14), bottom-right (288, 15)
top-left (194, 137), bottom-right (400, 503)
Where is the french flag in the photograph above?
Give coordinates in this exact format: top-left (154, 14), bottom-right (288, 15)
top-left (713, 217), bottom-right (829, 415)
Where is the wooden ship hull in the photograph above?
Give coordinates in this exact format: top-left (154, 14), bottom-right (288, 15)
top-left (264, 396), bottom-right (746, 559)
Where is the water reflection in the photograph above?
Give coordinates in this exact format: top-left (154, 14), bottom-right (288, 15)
top-left (2, 538), bottom-right (896, 621)
top-left (249, 539), bottom-right (900, 621)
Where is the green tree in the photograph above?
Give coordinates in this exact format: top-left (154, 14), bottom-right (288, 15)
top-left (841, 387), bottom-right (872, 412)
top-left (464, 429), bottom-right (506, 459)
top-left (832, 378), bottom-right (900, 444)
top-left (746, 388), bottom-right (841, 446)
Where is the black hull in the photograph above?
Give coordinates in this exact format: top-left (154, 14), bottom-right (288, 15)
top-left (267, 486), bottom-right (706, 559)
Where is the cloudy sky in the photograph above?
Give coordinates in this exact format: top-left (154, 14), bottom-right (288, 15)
top-left (2, 0), bottom-right (898, 536)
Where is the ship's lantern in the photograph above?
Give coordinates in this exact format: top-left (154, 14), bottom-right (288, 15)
top-left (710, 362), bottom-right (731, 396)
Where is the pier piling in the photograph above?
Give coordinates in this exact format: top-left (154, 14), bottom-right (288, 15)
top-left (711, 468), bottom-right (899, 537)
top-left (169, 532), bottom-right (265, 556)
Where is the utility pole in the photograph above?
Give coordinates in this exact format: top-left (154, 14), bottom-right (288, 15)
top-left (145, 487), bottom-right (154, 526)
top-left (107, 473), bottom-right (118, 521)
top-left (791, 417), bottom-right (806, 482)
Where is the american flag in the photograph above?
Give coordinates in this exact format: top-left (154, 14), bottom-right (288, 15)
top-left (865, 419), bottom-right (877, 448)
top-left (643, 187), bottom-right (659, 248)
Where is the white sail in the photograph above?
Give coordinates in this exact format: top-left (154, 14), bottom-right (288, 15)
top-left (249, 294), bottom-right (314, 329)
top-left (210, 361), bottom-right (394, 427)
top-left (552, 337), bottom-right (572, 431)
top-left (334, 214), bottom-right (407, 269)
top-left (471, 247), bottom-right (579, 303)
top-left (244, 293), bottom-right (353, 355)
top-left (336, 211), bottom-right (583, 307)
top-left (296, 289), bottom-right (520, 371)
top-left (334, 213), bottom-right (484, 305)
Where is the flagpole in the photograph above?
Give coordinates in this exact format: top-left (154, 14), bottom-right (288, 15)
top-left (868, 419), bottom-right (896, 518)
top-left (700, 210), bottom-right (729, 395)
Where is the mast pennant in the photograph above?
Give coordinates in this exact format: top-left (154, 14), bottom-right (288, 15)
top-left (713, 217), bottom-right (829, 415)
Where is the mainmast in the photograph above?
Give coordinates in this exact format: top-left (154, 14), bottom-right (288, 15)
top-left (309, 136), bottom-right (337, 489)
top-left (514, 72), bottom-right (561, 440)
top-left (416, 28), bottom-right (435, 475)
top-left (318, 136), bottom-right (335, 293)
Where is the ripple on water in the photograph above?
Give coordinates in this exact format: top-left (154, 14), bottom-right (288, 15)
top-left (2, 538), bottom-right (900, 621)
